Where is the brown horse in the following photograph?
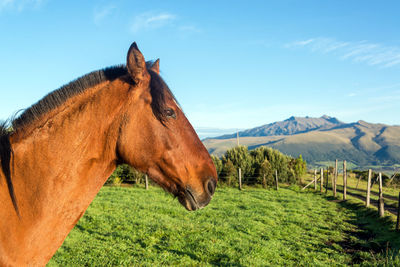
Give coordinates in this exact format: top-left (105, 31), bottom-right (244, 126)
top-left (0, 42), bottom-right (217, 266)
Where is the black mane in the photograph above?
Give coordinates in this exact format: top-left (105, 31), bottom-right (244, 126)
top-left (13, 65), bottom-right (128, 130)
top-left (0, 63), bottom-right (175, 215)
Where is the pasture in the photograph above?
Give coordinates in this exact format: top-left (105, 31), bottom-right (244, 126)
top-left (49, 186), bottom-right (400, 266)
top-left (302, 171), bottom-right (400, 217)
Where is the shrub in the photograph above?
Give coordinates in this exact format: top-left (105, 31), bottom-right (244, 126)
top-left (215, 145), bottom-right (306, 187)
top-left (106, 164), bottom-right (145, 185)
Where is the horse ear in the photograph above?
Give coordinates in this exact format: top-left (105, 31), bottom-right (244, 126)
top-left (127, 42), bottom-right (150, 84)
top-left (149, 59), bottom-right (160, 74)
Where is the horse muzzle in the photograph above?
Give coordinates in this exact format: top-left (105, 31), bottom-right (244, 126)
top-left (178, 177), bottom-right (217, 211)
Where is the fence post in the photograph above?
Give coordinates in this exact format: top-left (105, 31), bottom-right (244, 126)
top-left (355, 174), bottom-right (362, 189)
top-left (263, 174), bottom-right (266, 189)
top-left (325, 169), bottom-right (329, 194)
top-left (145, 175), bottom-right (149, 190)
top-left (314, 169), bottom-right (317, 190)
top-left (343, 160), bottom-right (347, 200)
top-left (320, 168), bottom-right (324, 193)
top-left (238, 168), bottom-right (242, 190)
top-left (302, 178), bottom-right (319, 190)
top-left (334, 159), bottom-right (338, 197)
top-left (366, 169), bottom-right (372, 207)
top-left (331, 168), bottom-right (335, 195)
top-left (396, 192), bottom-right (400, 231)
top-left (378, 172), bottom-right (384, 217)
top-left (275, 170), bottom-right (279, 190)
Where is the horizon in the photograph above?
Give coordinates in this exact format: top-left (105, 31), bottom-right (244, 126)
top-left (195, 114), bottom-right (400, 139)
top-left (1, 1), bottom-right (399, 130)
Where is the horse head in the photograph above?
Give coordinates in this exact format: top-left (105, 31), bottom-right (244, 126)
top-left (116, 43), bottom-right (217, 210)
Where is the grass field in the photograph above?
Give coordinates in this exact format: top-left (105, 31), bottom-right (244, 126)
top-left (48, 186), bottom-right (400, 266)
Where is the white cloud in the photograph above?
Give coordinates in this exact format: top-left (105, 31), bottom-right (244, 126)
top-left (0, 0), bottom-right (14, 11)
top-left (285, 39), bottom-right (314, 47)
top-left (0, 0), bottom-right (11, 7)
top-left (286, 37), bottom-right (400, 68)
top-left (131, 12), bottom-right (176, 33)
top-left (368, 90), bottom-right (400, 103)
top-left (0, 0), bottom-right (14, 10)
top-left (179, 25), bottom-right (201, 33)
top-left (0, 0), bottom-right (44, 11)
top-left (93, 5), bottom-right (115, 25)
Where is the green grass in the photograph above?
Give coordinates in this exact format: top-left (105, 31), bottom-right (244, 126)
top-left (303, 172), bottom-right (400, 218)
top-left (48, 186), bottom-right (400, 266)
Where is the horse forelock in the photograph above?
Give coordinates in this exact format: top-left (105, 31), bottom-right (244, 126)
top-left (148, 70), bottom-right (179, 123)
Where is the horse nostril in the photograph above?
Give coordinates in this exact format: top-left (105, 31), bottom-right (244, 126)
top-left (206, 178), bottom-right (216, 196)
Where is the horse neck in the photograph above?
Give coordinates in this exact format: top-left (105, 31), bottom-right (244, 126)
top-left (0, 80), bottom-right (129, 265)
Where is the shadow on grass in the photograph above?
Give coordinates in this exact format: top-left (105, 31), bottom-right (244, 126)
top-left (74, 224), bottom-right (134, 243)
top-left (343, 184), bottom-right (398, 202)
top-left (161, 248), bottom-right (201, 261)
top-left (156, 247), bottom-right (243, 266)
top-left (323, 194), bottom-right (400, 264)
top-left (334, 185), bottom-right (399, 215)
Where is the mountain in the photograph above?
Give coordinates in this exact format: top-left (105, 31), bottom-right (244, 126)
top-left (203, 116), bottom-right (400, 167)
top-left (211, 115), bottom-right (343, 139)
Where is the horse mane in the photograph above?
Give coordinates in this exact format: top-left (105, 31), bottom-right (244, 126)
top-left (12, 65), bottom-right (128, 130)
top-left (0, 62), bottom-right (176, 215)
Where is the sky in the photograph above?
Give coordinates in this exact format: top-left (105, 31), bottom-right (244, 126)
top-left (1, 0), bottom-right (399, 138)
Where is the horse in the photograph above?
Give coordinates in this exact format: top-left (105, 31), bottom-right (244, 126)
top-left (0, 42), bottom-right (217, 266)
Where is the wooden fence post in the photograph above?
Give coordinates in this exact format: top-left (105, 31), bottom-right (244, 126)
top-left (325, 169), bottom-right (329, 194)
top-left (378, 172), bottom-right (384, 217)
top-left (302, 177), bottom-right (320, 190)
top-left (263, 174), bottom-right (266, 189)
top-left (396, 192), bottom-right (400, 231)
top-left (238, 168), bottom-right (242, 190)
top-left (331, 168), bottom-right (335, 195)
top-left (275, 170), bottom-right (279, 190)
top-left (334, 159), bottom-right (338, 197)
top-left (355, 174), bottom-right (362, 189)
top-left (320, 168), bottom-right (324, 193)
top-left (314, 169), bottom-right (317, 190)
top-left (366, 169), bottom-right (372, 207)
top-left (145, 175), bottom-right (149, 190)
top-left (343, 160), bottom-right (347, 200)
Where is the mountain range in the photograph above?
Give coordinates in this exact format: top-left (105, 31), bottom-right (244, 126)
top-left (202, 116), bottom-right (400, 168)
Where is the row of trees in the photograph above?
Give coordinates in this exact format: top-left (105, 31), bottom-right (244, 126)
top-left (212, 146), bottom-right (307, 186)
top-left (106, 145), bottom-right (307, 187)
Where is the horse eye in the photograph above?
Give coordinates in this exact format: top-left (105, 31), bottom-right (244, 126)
top-left (165, 108), bottom-right (176, 119)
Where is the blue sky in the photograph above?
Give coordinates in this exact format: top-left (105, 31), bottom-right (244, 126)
top-left (1, 1), bottom-right (399, 137)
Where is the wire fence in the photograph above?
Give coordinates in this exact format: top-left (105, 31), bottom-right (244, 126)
top-left (302, 160), bottom-right (400, 231)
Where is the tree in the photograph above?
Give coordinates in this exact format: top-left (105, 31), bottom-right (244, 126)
top-left (222, 159), bottom-right (237, 186)
top-left (291, 155), bottom-right (307, 184)
top-left (211, 155), bottom-right (223, 176)
top-left (250, 146), bottom-right (295, 184)
top-left (259, 159), bottom-right (273, 186)
top-left (106, 164), bottom-right (145, 185)
top-left (224, 146), bottom-right (253, 178)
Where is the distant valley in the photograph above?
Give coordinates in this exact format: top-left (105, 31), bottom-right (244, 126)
top-left (195, 127), bottom-right (244, 140)
top-left (202, 116), bottom-right (400, 168)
